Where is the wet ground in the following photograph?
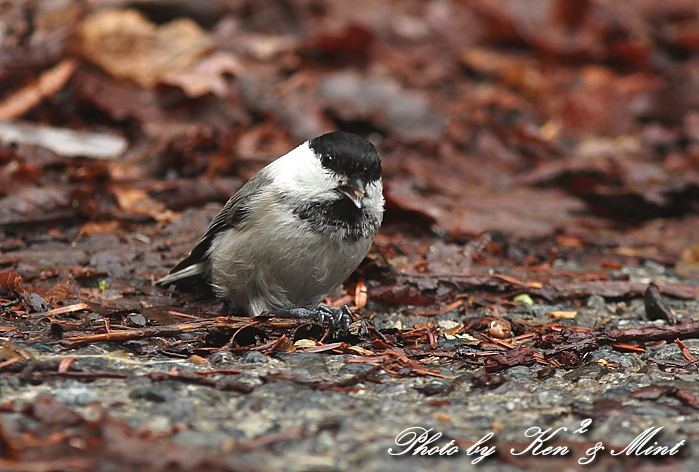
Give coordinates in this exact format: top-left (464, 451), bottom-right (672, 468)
top-left (2, 208), bottom-right (699, 471)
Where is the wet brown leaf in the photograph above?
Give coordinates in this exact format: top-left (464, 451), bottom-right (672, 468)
top-left (113, 187), bottom-right (176, 223)
top-left (0, 59), bottom-right (77, 120)
top-left (160, 51), bottom-right (242, 98)
top-left (75, 9), bottom-right (213, 88)
top-left (369, 285), bottom-right (437, 306)
top-left (0, 271), bottom-right (25, 294)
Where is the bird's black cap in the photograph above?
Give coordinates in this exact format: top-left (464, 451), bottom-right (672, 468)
top-left (309, 131), bottom-right (381, 182)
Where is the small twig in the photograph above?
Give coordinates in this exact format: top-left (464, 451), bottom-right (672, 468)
top-left (236, 426), bottom-right (305, 451)
top-left (220, 320), bottom-right (261, 351)
top-left (675, 339), bottom-right (698, 364)
top-left (0, 457), bottom-right (94, 472)
top-left (63, 320), bottom-right (249, 348)
top-left (145, 371), bottom-right (253, 393)
top-left (600, 319), bottom-right (699, 344)
top-left (30, 369), bottom-right (253, 393)
top-left (41, 371), bottom-right (129, 380)
top-left (193, 369), bottom-right (242, 376)
top-left (46, 303), bottom-right (88, 317)
top-left (167, 310), bottom-right (202, 320)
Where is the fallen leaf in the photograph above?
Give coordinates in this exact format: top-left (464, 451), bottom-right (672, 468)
top-left (188, 355), bottom-right (211, 366)
top-left (346, 345), bottom-right (375, 356)
top-left (79, 221), bottom-right (121, 236)
top-left (512, 293), bottom-right (535, 305)
top-left (75, 9), bottom-right (213, 88)
top-left (160, 51), bottom-right (242, 98)
top-left (113, 187), bottom-right (176, 223)
top-left (674, 339), bottom-right (697, 364)
top-left (293, 339), bottom-right (319, 349)
top-left (0, 59), bottom-right (78, 120)
top-left (676, 244), bottom-right (699, 276)
top-left (0, 271), bottom-right (25, 294)
top-left (354, 279), bottom-right (368, 308)
top-left (0, 121), bottom-right (127, 159)
top-left (549, 311), bottom-right (577, 319)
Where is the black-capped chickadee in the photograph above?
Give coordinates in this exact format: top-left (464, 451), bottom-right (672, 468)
top-left (156, 131), bottom-right (384, 335)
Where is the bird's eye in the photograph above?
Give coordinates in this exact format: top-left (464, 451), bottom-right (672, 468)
top-left (322, 154), bottom-right (333, 167)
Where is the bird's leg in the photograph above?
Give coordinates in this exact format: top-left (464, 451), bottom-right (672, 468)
top-left (271, 305), bottom-right (353, 338)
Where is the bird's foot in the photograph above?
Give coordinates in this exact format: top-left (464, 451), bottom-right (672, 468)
top-left (272, 305), bottom-right (353, 339)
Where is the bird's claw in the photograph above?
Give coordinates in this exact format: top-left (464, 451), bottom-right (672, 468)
top-left (275, 305), bottom-right (353, 338)
top-left (316, 305), bottom-right (352, 338)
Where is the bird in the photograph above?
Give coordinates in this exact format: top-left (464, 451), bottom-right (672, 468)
top-left (156, 131), bottom-right (384, 335)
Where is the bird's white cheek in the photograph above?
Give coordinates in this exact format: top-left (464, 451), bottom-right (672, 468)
top-left (366, 181), bottom-right (385, 210)
top-left (268, 144), bottom-right (337, 198)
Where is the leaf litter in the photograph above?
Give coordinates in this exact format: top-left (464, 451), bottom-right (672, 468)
top-left (1, 0), bottom-right (699, 470)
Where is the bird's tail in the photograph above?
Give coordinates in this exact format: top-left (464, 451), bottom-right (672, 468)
top-left (155, 262), bottom-right (206, 287)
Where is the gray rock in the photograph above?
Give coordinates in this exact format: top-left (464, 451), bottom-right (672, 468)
top-left (55, 385), bottom-right (100, 406)
top-left (71, 356), bottom-right (112, 371)
top-left (240, 350), bottom-right (269, 364)
top-left (415, 379), bottom-right (452, 396)
top-left (129, 385), bottom-right (178, 403)
top-left (274, 352), bottom-right (329, 376)
top-left (503, 365), bottom-right (535, 384)
top-left (563, 364), bottom-right (610, 382)
top-left (338, 363), bottom-right (377, 375)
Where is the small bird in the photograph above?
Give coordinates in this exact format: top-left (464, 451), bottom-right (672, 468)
top-left (156, 131), bottom-right (384, 335)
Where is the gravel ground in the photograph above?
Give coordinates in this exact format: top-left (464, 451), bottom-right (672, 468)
top-left (2, 300), bottom-right (699, 471)
top-left (2, 221), bottom-right (699, 471)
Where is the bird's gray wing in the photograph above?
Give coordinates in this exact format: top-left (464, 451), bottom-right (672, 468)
top-left (156, 170), bottom-right (272, 285)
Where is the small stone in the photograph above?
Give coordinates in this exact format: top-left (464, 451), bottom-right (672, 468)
top-left (504, 365), bottom-right (535, 384)
top-left (209, 350), bottom-right (235, 365)
top-left (55, 386), bottom-right (100, 406)
top-left (415, 379), bottom-right (452, 396)
top-left (275, 352), bottom-right (329, 376)
top-left (70, 357), bottom-right (111, 371)
top-left (128, 313), bottom-right (147, 327)
top-left (21, 293), bottom-right (49, 313)
top-left (492, 381), bottom-right (530, 394)
top-left (338, 363), bottom-right (377, 376)
top-left (563, 364), bottom-right (610, 382)
top-left (587, 294), bottom-right (606, 311)
top-left (130, 385), bottom-right (174, 403)
top-left (240, 351), bottom-right (268, 364)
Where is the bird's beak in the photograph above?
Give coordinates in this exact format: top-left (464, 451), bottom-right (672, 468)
top-left (338, 176), bottom-right (366, 209)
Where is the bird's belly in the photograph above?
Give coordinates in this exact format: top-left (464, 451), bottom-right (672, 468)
top-left (208, 223), bottom-right (371, 314)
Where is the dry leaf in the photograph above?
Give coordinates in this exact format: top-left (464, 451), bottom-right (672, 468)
top-left (293, 339), bottom-right (319, 349)
top-left (79, 221), bottom-right (120, 236)
top-left (160, 51), bottom-right (242, 98)
top-left (113, 187), bottom-right (176, 223)
top-left (0, 271), bottom-right (25, 294)
top-left (275, 335), bottom-right (294, 352)
top-left (45, 284), bottom-right (73, 303)
top-left (676, 244), bottom-right (699, 276)
top-left (435, 412), bottom-right (451, 422)
top-left (76, 9), bottom-right (212, 88)
top-left (346, 345), bottom-right (375, 356)
top-left (188, 355), bottom-right (212, 366)
top-left (549, 311), bottom-right (578, 319)
top-left (354, 279), bottom-right (368, 308)
top-left (0, 59), bottom-right (77, 120)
